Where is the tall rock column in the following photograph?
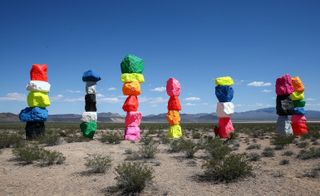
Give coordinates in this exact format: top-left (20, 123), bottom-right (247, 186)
top-left (214, 76), bottom-right (235, 138)
top-left (120, 55), bottom-right (144, 142)
top-left (19, 64), bottom-right (50, 139)
top-left (290, 77), bottom-right (308, 135)
top-left (275, 74), bottom-right (294, 135)
top-left (166, 78), bottom-right (182, 139)
top-left (80, 70), bottom-right (101, 139)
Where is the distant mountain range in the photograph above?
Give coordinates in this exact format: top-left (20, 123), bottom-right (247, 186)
top-left (1, 108), bottom-right (319, 123)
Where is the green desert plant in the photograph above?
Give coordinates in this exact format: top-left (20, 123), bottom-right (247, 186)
top-left (100, 132), bottom-right (122, 144)
top-left (297, 147), bottom-right (320, 160)
top-left (114, 162), bottom-right (154, 194)
top-left (168, 139), bottom-right (184, 153)
top-left (180, 139), bottom-right (199, 159)
top-left (84, 154), bottom-right (112, 173)
top-left (282, 150), bottom-right (294, 156)
top-left (0, 132), bottom-right (25, 149)
top-left (279, 159), bottom-right (290, 165)
top-left (246, 144), bottom-right (261, 150)
top-left (38, 132), bottom-right (60, 146)
top-left (272, 134), bottom-right (295, 148)
top-left (202, 153), bottom-right (252, 183)
top-left (303, 164), bottom-right (320, 178)
top-left (296, 141), bottom-right (309, 148)
top-left (247, 152), bottom-right (261, 162)
top-left (205, 138), bottom-right (231, 160)
top-left (139, 141), bottom-right (159, 159)
top-left (12, 145), bottom-right (65, 166)
top-left (262, 147), bottom-right (275, 157)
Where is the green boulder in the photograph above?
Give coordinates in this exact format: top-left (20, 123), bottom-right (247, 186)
top-left (120, 54), bottom-right (144, 74)
top-left (293, 100), bottom-right (306, 107)
top-left (80, 121), bottom-right (97, 138)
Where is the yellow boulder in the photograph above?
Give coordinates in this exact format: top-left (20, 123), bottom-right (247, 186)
top-left (167, 124), bottom-right (182, 139)
top-left (290, 91), bottom-right (304, 101)
top-left (121, 73), bottom-right (145, 83)
top-left (27, 92), bottom-right (50, 107)
top-left (215, 76), bottom-right (234, 86)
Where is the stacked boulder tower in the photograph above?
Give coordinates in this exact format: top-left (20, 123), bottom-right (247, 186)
top-left (19, 64), bottom-right (50, 139)
top-left (166, 78), bottom-right (182, 139)
top-left (120, 55), bottom-right (144, 141)
top-left (290, 77), bottom-right (308, 135)
top-left (80, 70), bottom-right (101, 139)
top-left (275, 74), bottom-right (294, 135)
top-left (214, 76), bottom-right (235, 138)
top-left (275, 74), bottom-right (308, 136)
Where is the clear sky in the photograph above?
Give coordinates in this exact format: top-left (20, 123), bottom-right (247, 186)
top-left (0, 0), bottom-right (319, 115)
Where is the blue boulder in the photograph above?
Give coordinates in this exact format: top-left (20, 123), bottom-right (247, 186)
top-left (82, 70), bottom-right (101, 82)
top-left (293, 107), bottom-right (305, 115)
top-left (215, 86), bottom-right (234, 102)
top-left (19, 107), bottom-right (48, 122)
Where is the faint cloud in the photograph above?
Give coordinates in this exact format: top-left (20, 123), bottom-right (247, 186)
top-left (51, 94), bottom-right (64, 101)
top-left (235, 79), bottom-right (245, 85)
top-left (108, 87), bottom-right (117, 91)
top-left (247, 81), bottom-right (272, 87)
top-left (150, 87), bottom-right (166, 92)
top-left (63, 97), bottom-right (83, 102)
top-left (261, 89), bottom-right (272, 93)
top-left (185, 97), bottom-right (201, 101)
top-left (66, 89), bottom-right (81, 93)
top-left (139, 96), bottom-right (167, 105)
top-left (98, 97), bottom-right (122, 104)
top-left (306, 98), bottom-right (316, 101)
top-left (0, 92), bottom-right (25, 101)
top-left (96, 93), bottom-right (104, 98)
top-left (186, 103), bottom-right (196, 106)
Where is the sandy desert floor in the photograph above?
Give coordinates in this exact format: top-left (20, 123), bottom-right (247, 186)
top-left (0, 131), bottom-right (320, 196)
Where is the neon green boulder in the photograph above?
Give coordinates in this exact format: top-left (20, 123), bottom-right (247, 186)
top-left (215, 76), bottom-right (234, 86)
top-left (167, 124), bottom-right (182, 139)
top-left (121, 73), bottom-right (145, 83)
top-left (290, 91), bottom-right (304, 101)
top-left (27, 91), bottom-right (50, 107)
top-left (80, 121), bottom-right (97, 138)
top-left (121, 54), bottom-right (144, 74)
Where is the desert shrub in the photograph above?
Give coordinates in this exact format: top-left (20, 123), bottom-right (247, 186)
top-left (160, 135), bottom-right (170, 144)
top-left (247, 152), bottom-right (261, 162)
top-left (180, 139), bottom-right (199, 159)
top-left (282, 150), bottom-right (294, 156)
top-left (168, 139), bottom-right (184, 153)
top-left (303, 164), bottom-right (320, 178)
top-left (12, 145), bottom-right (65, 166)
top-left (272, 134), bottom-right (295, 148)
top-left (279, 159), bottom-right (290, 165)
top-left (38, 132), bottom-right (60, 146)
top-left (125, 151), bottom-right (141, 161)
top-left (301, 129), bottom-right (320, 140)
top-left (202, 153), bottom-right (252, 183)
top-left (139, 141), bottom-right (159, 159)
top-left (100, 132), bottom-right (122, 144)
top-left (246, 144), bottom-right (261, 150)
top-left (114, 162), bottom-right (154, 194)
top-left (262, 147), bottom-right (274, 157)
top-left (12, 145), bottom-right (41, 164)
top-left (192, 131), bottom-right (201, 139)
top-left (296, 141), bottom-right (309, 148)
top-left (205, 138), bottom-right (231, 160)
top-left (312, 141), bottom-right (319, 146)
top-left (140, 136), bottom-right (154, 145)
top-left (84, 154), bottom-right (112, 173)
top-left (39, 150), bottom-right (65, 166)
top-left (297, 147), bottom-right (320, 160)
top-left (0, 132), bottom-right (25, 148)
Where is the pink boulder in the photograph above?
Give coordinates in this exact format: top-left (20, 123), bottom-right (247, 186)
top-left (125, 112), bottom-right (142, 127)
top-left (124, 126), bottom-right (141, 141)
top-left (276, 74), bottom-right (294, 95)
top-left (166, 78), bottom-right (181, 96)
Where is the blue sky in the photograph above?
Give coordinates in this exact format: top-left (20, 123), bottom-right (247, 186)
top-left (0, 0), bottom-right (319, 115)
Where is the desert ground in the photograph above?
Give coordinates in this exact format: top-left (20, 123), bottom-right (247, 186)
top-left (0, 123), bottom-right (320, 196)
